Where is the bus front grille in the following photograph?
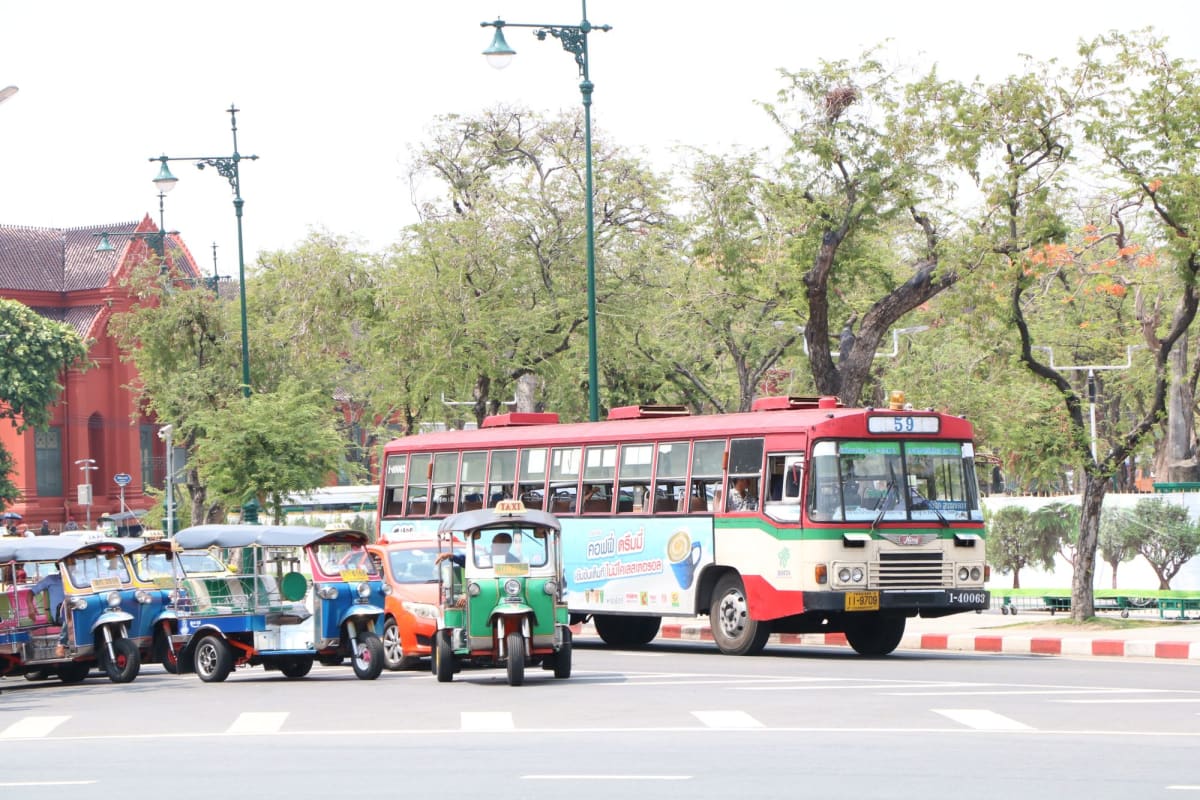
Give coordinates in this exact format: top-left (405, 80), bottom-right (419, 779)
top-left (870, 551), bottom-right (951, 589)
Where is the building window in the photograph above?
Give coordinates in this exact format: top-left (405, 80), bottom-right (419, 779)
top-left (140, 425), bottom-right (156, 489)
top-left (35, 427), bottom-right (63, 497)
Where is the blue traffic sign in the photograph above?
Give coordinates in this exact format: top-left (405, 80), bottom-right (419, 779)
top-left (113, 472), bottom-right (132, 487)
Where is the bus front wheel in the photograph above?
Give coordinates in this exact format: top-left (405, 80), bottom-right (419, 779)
top-left (710, 574), bottom-right (770, 656)
top-left (843, 613), bottom-right (905, 656)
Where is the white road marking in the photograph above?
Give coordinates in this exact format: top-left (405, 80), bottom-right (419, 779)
top-left (1167, 787), bottom-right (1200, 791)
top-left (524, 775), bottom-right (692, 781)
top-left (0, 716), bottom-right (71, 739)
top-left (226, 712), bottom-right (288, 735)
top-left (1059, 698), bottom-right (1200, 704)
top-left (933, 709), bottom-right (1032, 731)
top-left (692, 710), bottom-right (764, 729)
top-left (461, 711), bottom-right (514, 730)
top-left (0, 781), bottom-right (98, 787)
top-left (895, 688), bottom-right (1164, 697)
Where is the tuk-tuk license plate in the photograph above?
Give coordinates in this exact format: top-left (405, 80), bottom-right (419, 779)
top-left (845, 591), bottom-right (880, 611)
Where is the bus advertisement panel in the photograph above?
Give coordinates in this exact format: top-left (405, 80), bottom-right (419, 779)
top-left (563, 518), bottom-right (715, 616)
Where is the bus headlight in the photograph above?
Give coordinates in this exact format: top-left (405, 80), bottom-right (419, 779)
top-left (958, 566), bottom-right (970, 582)
top-left (851, 567), bottom-right (864, 582)
top-left (317, 586), bottom-right (339, 600)
top-left (504, 579), bottom-right (522, 597)
top-left (106, 591), bottom-right (122, 608)
top-left (971, 566), bottom-right (983, 581)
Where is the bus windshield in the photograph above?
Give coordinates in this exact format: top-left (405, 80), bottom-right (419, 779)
top-left (808, 440), bottom-right (981, 523)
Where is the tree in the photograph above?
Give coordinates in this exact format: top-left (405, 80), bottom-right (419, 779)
top-left (189, 383), bottom-right (353, 524)
top-left (1098, 507), bottom-right (1141, 589)
top-left (109, 264), bottom-right (243, 524)
top-left (1123, 498), bottom-right (1200, 590)
top-left (986, 505), bottom-right (1058, 588)
top-left (761, 50), bottom-right (966, 406)
top-left (0, 298), bottom-right (90, 507)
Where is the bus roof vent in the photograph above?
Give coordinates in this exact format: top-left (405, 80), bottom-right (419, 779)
top-left (752, 395), bottom-right (843, 411)
top-left (481, 412), bottom-right (560, 428)
top-left (606, 404), bottom-right (691, 420)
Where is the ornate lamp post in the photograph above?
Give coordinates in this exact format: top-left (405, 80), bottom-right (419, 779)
top-left (149, 105), bottom-right (258, 398)
top-left (481, 2), bottom-right (611, 421)
top-left (95, 191), bottom-right (176, 260)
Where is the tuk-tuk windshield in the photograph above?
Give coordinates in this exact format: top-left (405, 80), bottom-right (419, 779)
top-left (179, 550), bottom-right (228, 575)
top-left (312, 542), bottom-right (380, 580)
top-left (65, 551), bottom-right (130, 588)
top-left (129, 550), bottom-right (176, 582)
top-left (471, 528), bottom-right (548, 569)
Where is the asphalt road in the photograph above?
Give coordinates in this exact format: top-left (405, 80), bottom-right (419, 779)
top-left (3, 637), bottom-right (1200, 799)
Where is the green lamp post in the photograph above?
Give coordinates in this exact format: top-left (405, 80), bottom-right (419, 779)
top-left (481, 2), bottom-right (611, 422)
top-left (149, 104), bottom-right (258, 400)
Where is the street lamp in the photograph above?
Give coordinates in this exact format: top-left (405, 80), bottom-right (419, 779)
top-left (95, 193), bottom-right (178, 261)
top-left (481, 2), bottom-right (611, 422)
top-left (150, 104), bottom-right (258, 398)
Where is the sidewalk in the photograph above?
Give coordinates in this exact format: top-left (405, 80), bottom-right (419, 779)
top-left (656, 609), bottom-right (1200, 661)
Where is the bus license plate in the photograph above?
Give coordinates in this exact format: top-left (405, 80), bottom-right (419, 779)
top-left (845, 591), bottom-right (880, 611)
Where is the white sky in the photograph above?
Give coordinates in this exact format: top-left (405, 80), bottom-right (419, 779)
top-left (2, 1), bottom-right (1196, 277)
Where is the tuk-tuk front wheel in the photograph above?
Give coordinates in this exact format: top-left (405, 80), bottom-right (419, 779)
top-left (506, 630), bottom-right (525, 687)
top-left (554, 628), bottom-right (572, 679)
top-left (435, 630), bottom-right (455, 683)
top-left (194, 635), bottom-right (234, 683)
top-left (101, 638), bottom-right (140, 684)
top-left (352, 632), bottom-right (384, 680)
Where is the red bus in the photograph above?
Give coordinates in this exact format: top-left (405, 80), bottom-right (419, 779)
top-left (377, 393), bottom-right (988, 657)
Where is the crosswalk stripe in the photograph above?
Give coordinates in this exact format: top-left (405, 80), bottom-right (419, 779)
top-left (0, 716), bottom-right (71, 739)
top-left (933, 709), bottom-right (1031, 730)
top-left (226, 712), bottom-right (288, 735)
top-left (692, 710), bottom-right (764, 729)
top-left (461, 711), bottom-right (514, 731)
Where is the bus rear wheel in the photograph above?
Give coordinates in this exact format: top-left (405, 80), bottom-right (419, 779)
top-left (710, 574), bottom-right (770, 656)
top-left (843, 613), bottom-right (905, 656)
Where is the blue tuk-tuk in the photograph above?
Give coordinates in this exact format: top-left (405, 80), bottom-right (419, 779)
top-left (0, 534), bottom-right (145, 683)
top-left (122, 536), bottom-right (186, 672)
top-left (172, 525), bottom-right (389, 682)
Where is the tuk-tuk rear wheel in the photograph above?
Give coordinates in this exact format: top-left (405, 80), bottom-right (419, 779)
top-left (435, 630), bottom-right (455, 683)
top-left (279, 657), bottom-right (314, 679)
top-left (194, 635), bottom-right (233, 683)
top-left (553, 628), bottom-right (572, 679)
top-left (155, 632), bottom-right (180, 674)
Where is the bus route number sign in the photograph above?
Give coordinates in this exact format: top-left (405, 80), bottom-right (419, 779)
top-left (867, 416), bottom-right (940, 435)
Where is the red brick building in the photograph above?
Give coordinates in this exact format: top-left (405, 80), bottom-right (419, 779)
top-left (0, 217), bottom-right (201, 529)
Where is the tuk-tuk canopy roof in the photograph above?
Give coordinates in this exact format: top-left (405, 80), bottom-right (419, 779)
top-left (0, 538), bottom-right (20, 562)
top-left (437, 507), bottom-right (561, 535)
top-left (122, 536), bottom-right (177, 554)
top-left (5, 533), bottom-right (126, 563)
top-left (174, 524), bottom-right (367, 550)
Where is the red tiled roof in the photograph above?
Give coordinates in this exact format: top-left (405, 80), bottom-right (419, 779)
top-left (0, 220), bottom-right (200, 293)
top-left (29, 304), bottom-right (103, 339)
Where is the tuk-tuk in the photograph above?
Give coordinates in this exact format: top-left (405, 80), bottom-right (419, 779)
top-left (100, 510), bottom-right (147, 538)
top-left (172, 524), bottom-right (388, 682)
top-left (123, 536), bottom-right (186, 672)
top-left (0, 534), bottom-right (144, 683)
top-left (0, 539), bottom-right (29, 668)
top-left (433, 500), bottom-right (571, 686)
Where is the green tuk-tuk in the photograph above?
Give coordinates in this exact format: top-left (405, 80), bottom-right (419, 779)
top-left (433, 500), bottom-right (570, 686)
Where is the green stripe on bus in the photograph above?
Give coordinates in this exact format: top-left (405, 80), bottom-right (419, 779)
top-left (712, 517), bottom-right (981, 541)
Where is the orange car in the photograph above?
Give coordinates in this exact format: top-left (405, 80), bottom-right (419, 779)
top-left (366, 537), bottom-right (461, 670)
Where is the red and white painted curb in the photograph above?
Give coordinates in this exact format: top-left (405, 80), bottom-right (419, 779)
top-left (659, 622), bottom-right (1200, 661)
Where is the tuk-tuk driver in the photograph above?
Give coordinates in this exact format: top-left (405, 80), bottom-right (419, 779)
top-left (436, 532), bottom-right (519, 569)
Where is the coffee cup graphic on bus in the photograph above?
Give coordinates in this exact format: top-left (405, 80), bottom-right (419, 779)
top-left (668, 530), bottom-right (702, 590)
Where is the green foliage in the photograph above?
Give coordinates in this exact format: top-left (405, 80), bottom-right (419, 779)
top-left (189, 383), bottom-right (358, 525)
top-left (1117, 498), bottom-right (1200, 590)
top-left (986, 505), bottom-right (1060, 588)
top-left (0, 443), bottom-right (17, 508)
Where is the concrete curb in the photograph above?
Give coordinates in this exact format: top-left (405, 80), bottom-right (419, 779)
top-left (658, 622), bottom-right (1200, 661)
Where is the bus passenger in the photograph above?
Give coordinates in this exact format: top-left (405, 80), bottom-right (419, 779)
top-left (727, 477), bottom-right (758, 511)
